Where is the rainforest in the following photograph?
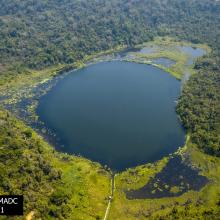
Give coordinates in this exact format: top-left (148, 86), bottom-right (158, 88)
top-left (0, 0), bottom-right (220, 219)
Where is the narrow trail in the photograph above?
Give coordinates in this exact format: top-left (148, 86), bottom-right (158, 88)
top-left (103, 173), bottom-right (115, 220)
top-left (26, 211), bottom-right (34, 220)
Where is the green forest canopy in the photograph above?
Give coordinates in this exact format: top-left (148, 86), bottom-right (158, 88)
top-left (0, 0), bottom-right (219, 70)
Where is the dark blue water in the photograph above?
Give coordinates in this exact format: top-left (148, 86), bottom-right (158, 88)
top-left (37, 61), bottom-right (185, 171)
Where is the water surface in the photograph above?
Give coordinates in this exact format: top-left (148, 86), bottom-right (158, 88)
top-left (37, 61), bottom-right (185, 171)
top-left (178, 46), bottom-right (206, 65)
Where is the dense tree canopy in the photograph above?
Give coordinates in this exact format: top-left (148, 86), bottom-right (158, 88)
top-left (0, 0), bottom-right (219, 70)
top-left (177, 63), bottom-right (220, 156)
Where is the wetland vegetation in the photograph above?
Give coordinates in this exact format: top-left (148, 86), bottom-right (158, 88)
top-left (126, 156), bottom-right (208, 199)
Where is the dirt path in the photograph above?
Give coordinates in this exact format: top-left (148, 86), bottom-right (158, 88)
top-left (26, 211), bottom-right (34, 220)
top-left (103, 173), bottom-right (115, 220)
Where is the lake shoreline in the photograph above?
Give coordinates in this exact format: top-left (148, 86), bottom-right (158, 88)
top-left (0, 37), bottom-right (210, 173)
top-left (36, 60), bottom-right (186, 171)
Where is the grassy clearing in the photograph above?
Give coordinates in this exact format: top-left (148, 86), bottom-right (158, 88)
top-left (50, 154), bottom-right (111, 220)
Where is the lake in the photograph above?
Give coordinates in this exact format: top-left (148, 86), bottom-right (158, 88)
top-left (37, 61), bottom-right (185, 171)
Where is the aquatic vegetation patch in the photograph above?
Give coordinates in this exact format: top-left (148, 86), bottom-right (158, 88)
top-left (152, 57), bottom-right (176, 68)
top-left (126, 156), bottom-right (208, 199)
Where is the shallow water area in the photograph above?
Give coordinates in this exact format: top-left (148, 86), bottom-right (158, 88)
top-left (177, 46), bottom-right (206, 65)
